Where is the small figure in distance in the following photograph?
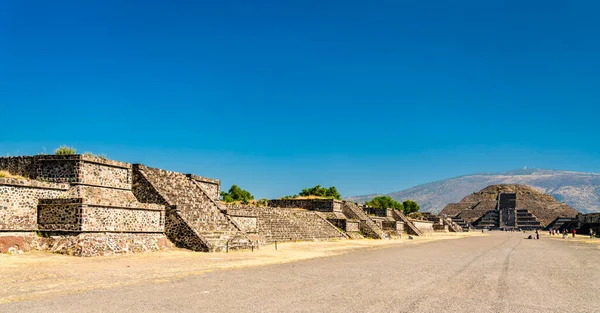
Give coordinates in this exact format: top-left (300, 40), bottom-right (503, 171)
top-left (572, 229), bottom-right (576, 238)
top-left (590, 228), bottom-right (594, 239)
top-left (535, 229), bottom-right (539, 240)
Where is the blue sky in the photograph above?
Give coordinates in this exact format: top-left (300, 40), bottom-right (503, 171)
top-left (1, 0), bottom-right (599, 198)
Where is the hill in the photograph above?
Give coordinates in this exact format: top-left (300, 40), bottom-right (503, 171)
top-left (345, 169), bottom-right (600, 213)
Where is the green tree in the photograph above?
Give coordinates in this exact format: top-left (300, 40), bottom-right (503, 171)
top-left (402, 200), bottom-right (420, 214)
top-left (298, 185), bottom-right (341, 199)
top-left (220, 185), bottom-right (254, 204)
top-left (365, 196), bottom-right (404, 210)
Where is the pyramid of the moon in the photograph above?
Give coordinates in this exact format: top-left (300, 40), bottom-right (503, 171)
top-left (439, 184), bottom-right (578, 229)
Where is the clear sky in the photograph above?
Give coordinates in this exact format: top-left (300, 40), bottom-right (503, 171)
top-left (1, 0), bottom-right (599, 199)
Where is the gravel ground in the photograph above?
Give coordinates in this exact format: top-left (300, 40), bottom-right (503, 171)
top-left (2, 231), bottom-right (599, 313)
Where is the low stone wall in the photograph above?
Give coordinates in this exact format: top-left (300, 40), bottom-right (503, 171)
top-left (37, 199), bottom-right (165, 233)
top-left (190, 175), bottom-right (220, 201)
top-left (411, 220), bottom-right (435, 233)
top-left (364, 207), bottom-right (392, 218)
top-left (0, 155), bottom-right (132, 189)
top-left (229, 215), bottom-right (258, 233)
top-left (226, 204), bottom-right (346, 243)
top-left (34, 232), bottom-right (173, 257)
top-left (328, 218), bottom-right (360, 232)
top-left (268, 199), bottom-right (343, 213)
top-left (0, 178), bottom-right (68, 230)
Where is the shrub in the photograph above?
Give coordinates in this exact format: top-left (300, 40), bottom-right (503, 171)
top-left (365, 196), bottom-right (404, 210)
top-left (220, 185), bottom-right (254, 204)
top-left (54, 145), bottom-right (77, 155)
top-left (298, 185), bottom-right (341, 199)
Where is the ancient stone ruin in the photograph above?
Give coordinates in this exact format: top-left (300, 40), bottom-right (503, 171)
top-left (0, 154), bottom-right (464, 257)
top-left (440, 184), bottom-right (578, 230)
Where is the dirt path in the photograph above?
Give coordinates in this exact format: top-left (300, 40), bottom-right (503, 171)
top-left (3, 232), bottom-right (599, 313)
top-left (0, 233), bottom-right (482, 304)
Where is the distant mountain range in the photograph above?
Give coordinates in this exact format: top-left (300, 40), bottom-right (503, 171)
top-left (345, 169), bottom-right (600, 214)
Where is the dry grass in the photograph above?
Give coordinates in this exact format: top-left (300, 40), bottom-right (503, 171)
top-left (0, 170), bottom-right (26, 180)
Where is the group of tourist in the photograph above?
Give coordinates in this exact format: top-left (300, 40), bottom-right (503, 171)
top-left (546, 228), bottom-right (598, 239)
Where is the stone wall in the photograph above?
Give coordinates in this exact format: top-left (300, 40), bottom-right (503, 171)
top-left (0, 156), bottom-right (36, 177)
top-left (229, 215), bottom-right (258, 233)
top-left (268, 199), bottom-right (343, 212)
top-left (0, 178), bottom-right (68, 230)
top-left (190, 175), bottom-right (220, 201)
top-left (33, 232), bottom-right (173, 257)
top-left (134, 165), bottom-right (250, 251)
top-left (0, 155), bottom-right (131, 189)
top-left (411, 220), bottom-right (435, 233)
top-left (37, 198), bottom-right (165, 233)
top-left (225, 204), bottom-right (347, 243)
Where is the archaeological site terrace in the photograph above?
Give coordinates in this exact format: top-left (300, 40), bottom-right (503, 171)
top-left (1, 155), bottom-right (596, 257)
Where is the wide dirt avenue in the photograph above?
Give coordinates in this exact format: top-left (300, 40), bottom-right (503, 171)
top-left (3, 232), bottom-right (599, 313)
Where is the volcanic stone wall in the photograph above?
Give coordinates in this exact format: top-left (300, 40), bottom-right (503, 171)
top-left (133, 165), bottom-right (250, 251)
top-left (268, 199), bottom-right (343, 212)
top-left (0, 155), bottom-right (170, 256)
top-left (0, 178), bottom-right (68, 230)
top-left (225, 204), bottom-right (347, 243)
top-left (0, 155), bottom-right (131, 189)
top-left (37, 199), bottom-right (164, 233)
top-left (190, 175), bottom-right (220, 201)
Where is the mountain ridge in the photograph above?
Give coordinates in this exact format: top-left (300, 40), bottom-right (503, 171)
top-left (345, 168), bottom-right (600, 214)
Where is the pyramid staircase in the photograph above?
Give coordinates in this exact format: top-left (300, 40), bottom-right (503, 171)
top-left (473, 210), bottom-right (500, 229)
top-left (391, 209), bottom-right (424, 236)
top-left (545, 217), bottom-right (576, 231)
top-left (515, 209), bottom-right (543, 230)
top-left (451, 216), bottom-right (471, 231)
top-left (133, 165), bottom-right (252, 252)
top-left (443, 218), bottom-right (463, 232)
top-left (341, 201), bottom-right (387, 239)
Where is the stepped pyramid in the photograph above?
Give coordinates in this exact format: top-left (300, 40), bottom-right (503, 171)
top-left (132, 165), bottom-right (252, 252)
top-left (440, 184), bottom-right (578, 229)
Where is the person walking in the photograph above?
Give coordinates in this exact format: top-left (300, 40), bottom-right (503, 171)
top-left (572, 229), bottom-right (576, 238)
top-left (535, 229), bottom-right (539, 240)
top-left (590, 228), bottom-right (594, 239)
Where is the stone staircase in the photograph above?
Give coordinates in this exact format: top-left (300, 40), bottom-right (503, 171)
top-left (473, 210), bottom-right (499, 229)
top-left (545, 217), bottom-right (576, 231)
top-left (132, 165), bottom-right (252, 252)
top-left (442, 218), bottom-right (463, 232)
top-left (391, 210), bottom-right (423, 236)
top-left (515, 209), bottom-right (543, 230)
top-left (451, 216), bottom-right (471, 231)
top-left (227, 205), bottom-right (348, 243)
top-left (341, 201), bottom-right (387, 239)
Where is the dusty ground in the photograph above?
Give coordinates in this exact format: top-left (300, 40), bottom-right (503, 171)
top-left (3, 231), bottom-right (600, 313)
top-left (0, 233), bottom-right (482, 304)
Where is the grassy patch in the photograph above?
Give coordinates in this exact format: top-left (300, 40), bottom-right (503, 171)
top-left (0, 170), bottom-right (26, 179)
top-left (54, 145), bottom-right (77, 155)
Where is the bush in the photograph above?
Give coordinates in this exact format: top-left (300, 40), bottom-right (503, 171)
top-left (365, 196), bottom-right (404, 210)
top-left (220, 185), bottom-right (254, 204)
top-left (298, 185), bottom-right (341, 199)
top-left (365, 197), bottom-right (420, 215)
top-left (54, 145), bottom-right (77, 155)
top-left (403, 200), bottom-right (420, 214)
